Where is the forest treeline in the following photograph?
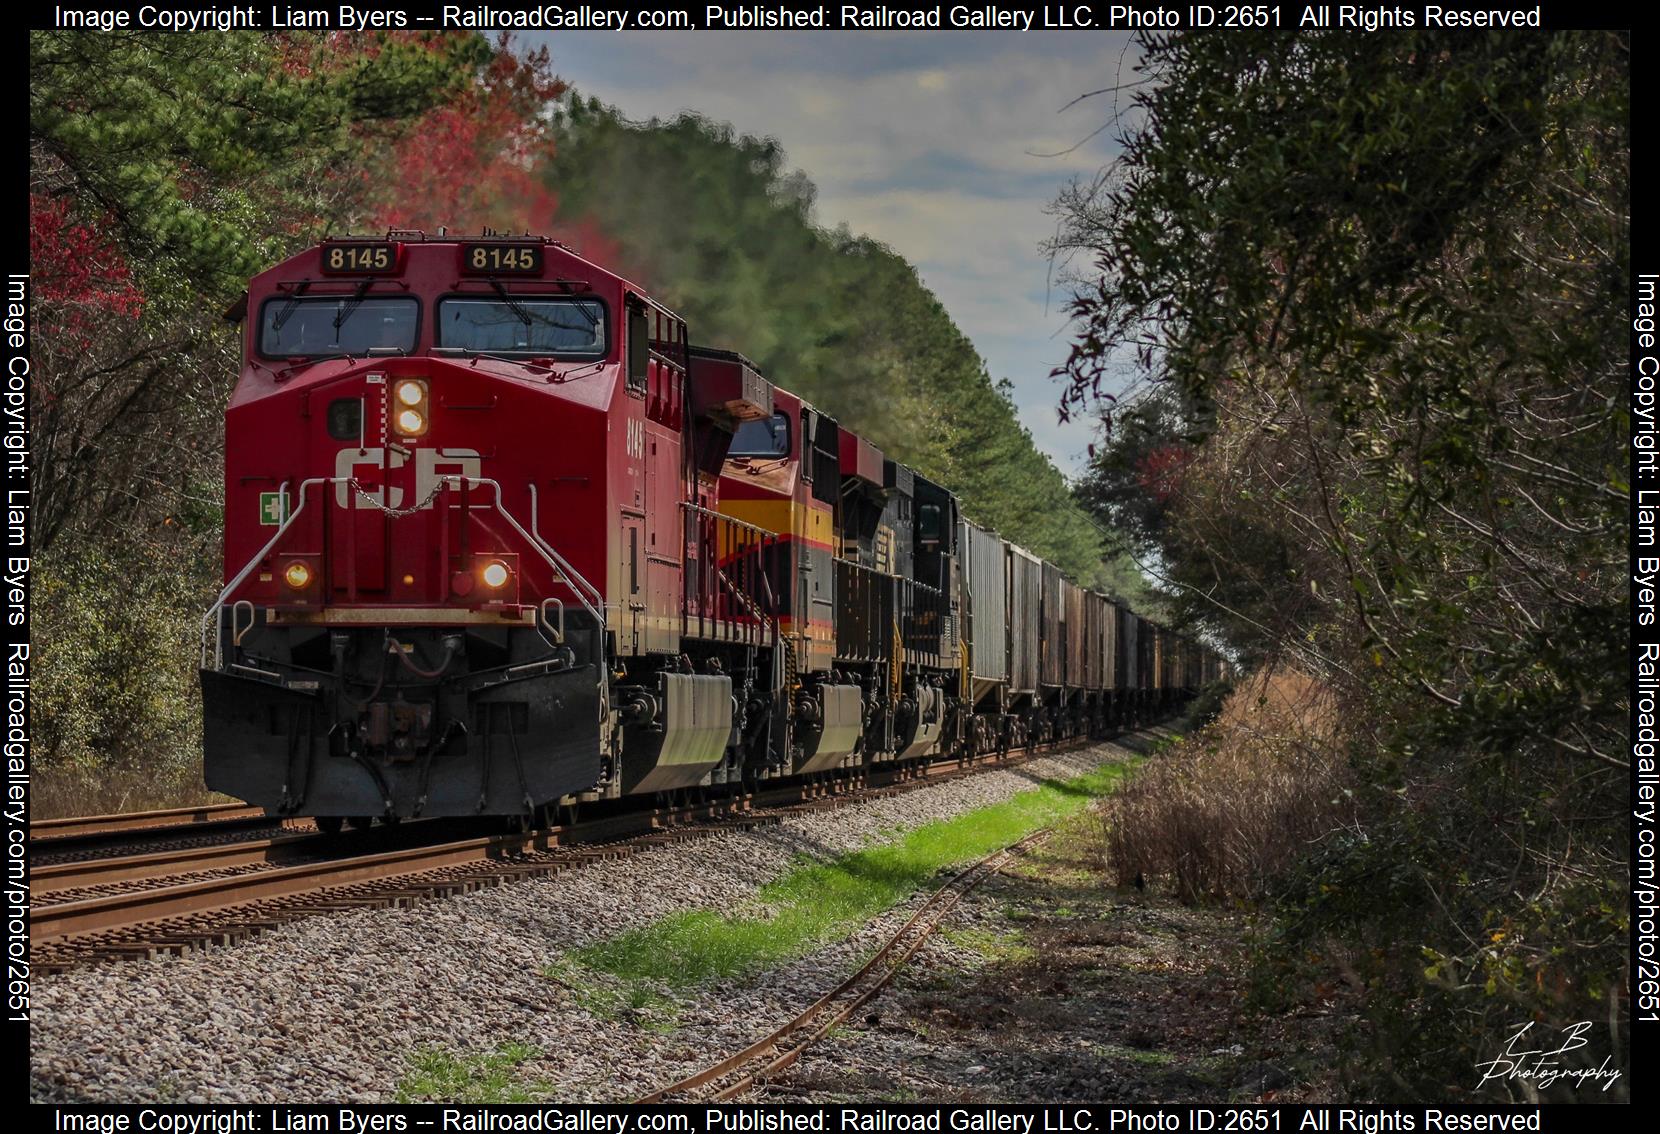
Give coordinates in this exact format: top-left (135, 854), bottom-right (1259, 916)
top-left (1055, 30), bottom-right (1629, 1099)
top-left (538, 98), bottom-right (1137, 594)
top-left (28, 32), bottom-right (1140, 809)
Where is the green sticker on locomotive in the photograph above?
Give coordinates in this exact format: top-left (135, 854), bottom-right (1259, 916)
top-left (258, 491), bottom-right (288, 526)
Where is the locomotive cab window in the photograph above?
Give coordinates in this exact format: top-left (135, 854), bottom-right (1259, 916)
top-left (326, 398), bottom-right (362, 441)
top-left (436, 296), bottom-right (605, 357)
top-left (729, 411), bottom-right (791, 459)
top-left (918, 502), bottom-right (943, 549)
top-left (627, 302), bottom-right (648, 393)
top-left (259, 296), bottom-right (418, 358)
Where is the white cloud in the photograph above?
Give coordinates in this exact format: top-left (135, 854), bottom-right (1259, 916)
top-left (528, 30), bottom-right (1142, 474)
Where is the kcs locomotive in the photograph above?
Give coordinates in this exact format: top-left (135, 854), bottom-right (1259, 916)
top-left (202, 232), bottom-right (1220, 828)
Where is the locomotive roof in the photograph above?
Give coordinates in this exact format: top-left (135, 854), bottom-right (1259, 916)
top-left (251, 230), bottom-right (655, 306)
top-left (688, 345), bottom-right (764, 371)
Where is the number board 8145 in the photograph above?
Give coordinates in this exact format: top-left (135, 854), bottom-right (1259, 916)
top-left (461, 244), bottom-right (544, 275)
top-left (320, 242), bottom-right (399, 274)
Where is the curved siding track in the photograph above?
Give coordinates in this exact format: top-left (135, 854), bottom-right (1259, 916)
top-left (635, 829), bottom-right (1053, 1102)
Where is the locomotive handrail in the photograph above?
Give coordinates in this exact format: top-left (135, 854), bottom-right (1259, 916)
top-left (453, 477), bottom-right (605, 631)
top-left (832, 555), bottom-right (946, 600)
top-left (681, 501), bottom-right (781, 648)
top-left (537, 597), bottom-right (565, 647)
top-left (832, 556), bottom-right (947, 668)
top-left (715, 568), bottom-right (768, 623)
top-left (201, 475), bottom-right (324, 670)
top-left (201, 475), bottom-right (605, 671)
top-left (526, 483), bottom-right (605, 615)
top-left (682, 500), bottom-right (777, 544)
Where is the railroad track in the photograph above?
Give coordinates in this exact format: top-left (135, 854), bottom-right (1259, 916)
top-left (31, 731), bottom-right (1150, 974)
top-left (30, 803), bottom-right (267, 841)
top-left (30, 806), bottom-right (305, 866)
top-left (635, 827), bottom-right (1052, 1103)
top-left (33, 829), bottom-right (328, 898)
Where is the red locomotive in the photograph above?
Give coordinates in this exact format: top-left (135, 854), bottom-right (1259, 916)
top-left (203, 232), bottom-right (1220, 827)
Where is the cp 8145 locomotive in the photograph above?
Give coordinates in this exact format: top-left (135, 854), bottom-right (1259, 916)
top-left (202, 232), bottom-right (1221, 826)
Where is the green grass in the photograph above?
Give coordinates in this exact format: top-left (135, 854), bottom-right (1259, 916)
top-left (540, 957), bottom-right (683, 1031)
top-left (396, 1043), bottom-right (545, 1103)
top-left (940, 926), bottom-right (1037, 964)
top-left (569, 760), bottom-right (1133, 989)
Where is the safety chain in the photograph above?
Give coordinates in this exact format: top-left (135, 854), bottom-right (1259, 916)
top-left (346, 476), bottom-right (453, 518)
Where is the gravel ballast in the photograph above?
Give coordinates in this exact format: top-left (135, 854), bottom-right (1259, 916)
top-left (30, 741), bottom-right (1140, 1103)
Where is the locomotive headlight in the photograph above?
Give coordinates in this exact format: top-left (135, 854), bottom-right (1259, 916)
top-left (283, 561), bottom-right (313, 589)
top-left (391, 379), bottom-right (429, 437)
top-left (480, 560), bottom-right (510, 589)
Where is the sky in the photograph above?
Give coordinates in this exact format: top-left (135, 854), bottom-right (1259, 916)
top-left (523, 30), bottom-right (1141, 478)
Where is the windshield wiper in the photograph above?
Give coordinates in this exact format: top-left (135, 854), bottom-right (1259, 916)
top-left (550, 360), bottom-right (605, 382)
top-left (333, 278), bottom-right (376, 331)
top-left (276, 352), bottom-right (356, 381)
top-left (562, 302), bottom-right (600, 330)
top-left (487, 283), bottom-right (600, 334)
top-left (270, 280), bottom-right (312, 333)
top-left (490, 281), bottom-right (535, 326)
top-left (432, 346), bottom-right (557, 374)
top-left (433, 346), bottom-right (527, 364)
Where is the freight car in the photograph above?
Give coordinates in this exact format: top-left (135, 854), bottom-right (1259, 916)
top-left (201, 232), bottom-right (1219, 826)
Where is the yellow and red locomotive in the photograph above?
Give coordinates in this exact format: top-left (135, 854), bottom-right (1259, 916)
top-left (202, 232), bottom-right (1220, 826)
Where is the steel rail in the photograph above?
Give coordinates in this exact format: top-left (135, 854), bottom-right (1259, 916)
top-left (31, 731), bottom-right (1133, 965)
top-left (28, 794), bottom-right (759, 944)
top-left (32, 831), bottom-right (326, 896)
top-left (634, 827), bottom-right (1053, 1103)
top-left (29, 804), bottom-right (267, 842)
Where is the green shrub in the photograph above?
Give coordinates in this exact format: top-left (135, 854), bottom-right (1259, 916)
top-left (32, 540), bottom-right (222, 816)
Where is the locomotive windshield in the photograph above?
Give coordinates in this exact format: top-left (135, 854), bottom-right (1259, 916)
top-left (729, 411), bottom-right (791, 458)
top-left (258, 296), bottom-right (418, 357)
top-left (436, 297), bottom-right (606, 356)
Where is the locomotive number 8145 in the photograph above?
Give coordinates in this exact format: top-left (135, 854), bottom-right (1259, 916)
top-left (202, 232), bottom-right (1222, 826)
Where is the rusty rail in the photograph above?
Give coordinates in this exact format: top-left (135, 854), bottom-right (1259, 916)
top-left (30, 804), bottom-right (267, 842)
top-left (634, 828), bottom-right (1053, 1103)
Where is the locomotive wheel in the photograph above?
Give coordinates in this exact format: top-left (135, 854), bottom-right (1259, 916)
top-left (347, 815), bottom-right (374, 832)
top-left (316, 816), bottom-right (344, 836)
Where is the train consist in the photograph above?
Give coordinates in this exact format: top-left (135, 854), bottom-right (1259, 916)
top-left (202, 233), bottom-right (1222, 826)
